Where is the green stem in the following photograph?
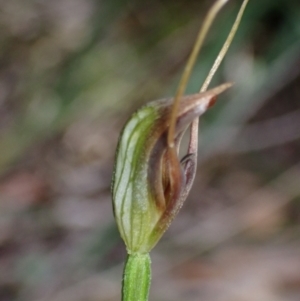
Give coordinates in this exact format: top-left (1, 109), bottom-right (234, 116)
top-left (122, 253), bottom-right (151, 301)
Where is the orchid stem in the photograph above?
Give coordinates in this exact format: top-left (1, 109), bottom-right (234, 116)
top-left (122, 254), bottom-right (151, 301)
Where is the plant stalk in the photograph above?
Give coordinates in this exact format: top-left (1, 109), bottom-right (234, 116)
top-left (122, 253), bottom-right (151, 301)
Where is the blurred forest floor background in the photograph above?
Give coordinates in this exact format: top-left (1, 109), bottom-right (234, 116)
top-left (0, 0), bottom-right (300, 300)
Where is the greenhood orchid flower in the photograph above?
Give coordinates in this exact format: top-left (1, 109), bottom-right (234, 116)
top-left (112, 1), bottom-right (249, 300)
top-left (112, 83), bottom-right (232, 254)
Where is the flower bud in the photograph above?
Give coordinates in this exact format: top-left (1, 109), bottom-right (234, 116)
top-left (112, 83), bottom-right (231, 254)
